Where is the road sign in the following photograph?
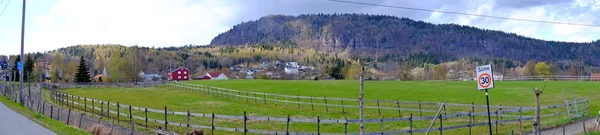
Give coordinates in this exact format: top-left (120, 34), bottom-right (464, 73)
top-left (17, 62), bottom-right (22, 70)
top-left (476, 64), bottom-right (494, 90)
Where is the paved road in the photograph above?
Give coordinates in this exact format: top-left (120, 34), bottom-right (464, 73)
top-left (527, 117), bottom-right (599, 135)
top-left (0, 102), bottom-right (56, 135)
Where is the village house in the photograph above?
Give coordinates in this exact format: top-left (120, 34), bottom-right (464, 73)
top-left (139, 71), bottom-right (162, 82)
top-left (194, 72), bottom-right (228, 80)
top-left (168, 67), bottom-right (190, 81)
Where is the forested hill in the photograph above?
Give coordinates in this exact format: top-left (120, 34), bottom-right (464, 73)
top-left (210, 14), bottom-right (600, 66)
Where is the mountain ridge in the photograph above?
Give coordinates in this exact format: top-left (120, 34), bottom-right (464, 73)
top-left (210, 14), bottom-right (600, 66)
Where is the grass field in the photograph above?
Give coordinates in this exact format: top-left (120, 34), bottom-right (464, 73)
top-left (59, 80), bottom-right (600, 134)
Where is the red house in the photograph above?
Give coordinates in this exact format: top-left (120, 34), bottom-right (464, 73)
top-left (168, 67), bottom-right (190, 81)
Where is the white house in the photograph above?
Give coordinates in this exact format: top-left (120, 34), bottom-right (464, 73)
top-left (139, 71), bottom-right (162, 82)
top-left (194, 72), bottom-right (228, 80)
top-left (284, 67), bottom-right (299, 74)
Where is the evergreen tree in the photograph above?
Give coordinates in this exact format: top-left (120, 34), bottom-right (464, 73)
top-left (12, 55), bottom-right (20, 82)
top-left (24, 55), bottom-right (34, 82)
top-left (75, 56), bottom-right (91, 82)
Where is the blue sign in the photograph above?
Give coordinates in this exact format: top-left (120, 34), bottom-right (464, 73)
top-left (17, 62), bottom-right (22, 70)
top-left (0, 60), bottom-right (7, 70)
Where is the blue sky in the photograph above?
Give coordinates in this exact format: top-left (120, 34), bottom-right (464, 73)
top-left (0, 0), bottom-right (599, 56)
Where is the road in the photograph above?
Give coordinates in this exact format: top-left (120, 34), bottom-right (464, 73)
top-left (527, 117), bottom-right (599, 135)
top-left (0, 102), bottom-right (56, 135)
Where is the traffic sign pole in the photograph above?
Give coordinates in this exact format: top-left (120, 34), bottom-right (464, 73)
top-left (485, 89), bottom-right (493, 135)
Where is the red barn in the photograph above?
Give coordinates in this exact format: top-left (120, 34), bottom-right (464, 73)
top-left (592, 73), bottom-right (600, 81)
top-left (168, 67), bottom-right (190, 81)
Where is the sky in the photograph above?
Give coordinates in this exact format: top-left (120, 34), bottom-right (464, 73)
top-left (0, 0), bottom-right (599, 55)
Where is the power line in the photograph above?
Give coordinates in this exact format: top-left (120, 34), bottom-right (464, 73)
top-left (328, 0), bottom-right (600, 27)
top-left (0, 0), bottom-right (10, 18)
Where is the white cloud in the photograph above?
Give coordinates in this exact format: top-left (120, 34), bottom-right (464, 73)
top-left (27, 0), bottom-right (237, 53)
top-left (4, 0), bottom-right (600, 55)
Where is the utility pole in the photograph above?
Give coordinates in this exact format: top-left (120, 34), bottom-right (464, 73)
top-left (359, 61), bottom-right (365, 135)
top-left (533, 88), bottom-right (542, 135)
top-left (18, 0), bottom-right (27, 105)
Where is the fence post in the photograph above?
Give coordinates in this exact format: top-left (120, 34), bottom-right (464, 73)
top-left (325, 96), bottom-right (328, 112)
top-left (519, 107), bottom-right (522, 134)
top-left (211, 113), bottom-right (215, 135)
top-left (117, 102), bottom-right (120, 124)
top-left (583, 114), bottom-right (587, 133)
top-left (472, 101), bottom-right (475, 121)
top-left (566, 99), bottom-right (571, 119)
top-left (100, 102), bottom-right (104, 120)
top-left (79, 113), bottom-right (83, 128)
top-left (341, 100), bottom-right (345, 113)
top-left (286, 115), bottom-right (290, 135)
top-left (253, 93), bottom-right (257, 104)
top-left (129, 105), bottom-right (133, 135)
top-left (164, 106), bottom-right (168, 131)
top-left (575, 99), bottom-right (579, 117)
top-left (469, 111), bottom-right (472, 135)
top-left (263, 92), bottom-right (267, 105)
top-left (377, 99), bottom-right (381, 116)
top-left (297, 96), bottom-right (300, 108)
top-left (317, 116), bottom-right (320, 135)
top-left (439, 114), bottom-right (443, 135)
top-left (84, 97), bottom-right (87, 114)
top-left (238, 91), bottom-right (241, 101)
top-left (67, 107), bottom-right (72, 125)
top-left (58, 108), bottom-right (61, 122)
top-left (186, 110), bottom-right (190, 135)
top-left (107, 101), bottom-right (110, 119)
top-left (92, 99), bottom-right (95, 117)
top-left (396, 100), bottom-right (401, 117)
top-left (244, 111), bottom-right (247, 135)
top-left (310, 96), bottom-right (314, 110)
top-left (409, 113), bottom-right (413, 135)
top-left (344, 117), bottom-right (348, 135)
top-left (495, 110), bottom-right (499, 134)
top-left (381, 116), bottom-right (385, 135)
top-left (50, 105), bottom-right (53, 119)
top-left (419, 100), bottom-right (423, 117)
top-left (145, 108), bottom-right (148, 130)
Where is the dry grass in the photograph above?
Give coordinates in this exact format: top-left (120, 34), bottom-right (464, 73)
top-left (88, 124), bottom-right (112, 135)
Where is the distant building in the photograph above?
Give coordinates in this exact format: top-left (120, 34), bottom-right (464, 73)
top-left (194, 72), bottom-right (228, 80)
top-left (592, 73), bottom-right (600, 81)
top-left (246, 70), bottom-right (255, 79)
top-left (93, 74), bottom-right (108, 82)
top-left (139, 71), bottom-right (162, 82)
top-left (168, 67), bottom-right (190, 81)
top-left (284, 67), bottom-right (299, 74)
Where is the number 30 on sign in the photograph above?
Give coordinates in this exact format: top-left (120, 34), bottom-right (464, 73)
top-left (476, 64), bottom-right (494, 90)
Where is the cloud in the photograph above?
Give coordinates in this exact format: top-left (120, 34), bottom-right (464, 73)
top-left (16, 0), bottom-right (600, 55)
top-left (27, 0), bottom-right (237, 53)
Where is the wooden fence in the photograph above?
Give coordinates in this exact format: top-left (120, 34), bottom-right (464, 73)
top-left (49, 86), bottom-right (589, 135)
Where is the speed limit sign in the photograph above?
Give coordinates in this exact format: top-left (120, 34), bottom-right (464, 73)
top-left (476, 65), bottom-right (494, 90)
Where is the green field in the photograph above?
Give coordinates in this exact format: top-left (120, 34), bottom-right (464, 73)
top-left (58, 80), bottom-right (600, 135)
